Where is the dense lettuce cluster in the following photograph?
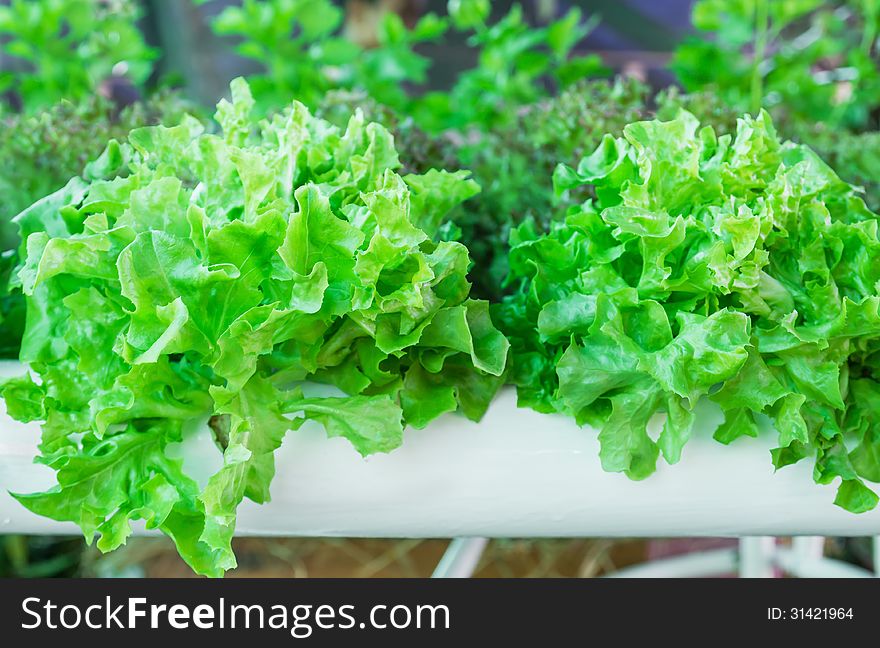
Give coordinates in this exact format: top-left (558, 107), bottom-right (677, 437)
top-left (499, 109), bottom-right (880, 512)
top-left (1, 79), bottom-right (508, 575)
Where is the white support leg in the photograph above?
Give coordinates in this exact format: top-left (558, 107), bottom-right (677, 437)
top-left (776, 536), bottom-right (825, 578)
top-left (431, 538), bottom-right (489, 578)
top-left (739, 537), bottom-right (776, 578)
top-left (874, 536), bottom-right (880, 577)
top-left (791, 536), bottom-right (825, 566)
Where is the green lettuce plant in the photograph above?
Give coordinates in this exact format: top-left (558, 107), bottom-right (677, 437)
top-left (500, 109), bottom-right (880, 512)
top-left (0, 79), bottom-right (508, 575)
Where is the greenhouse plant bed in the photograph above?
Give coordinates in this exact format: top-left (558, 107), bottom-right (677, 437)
top-left (2, 361), bottom-right (879, 539)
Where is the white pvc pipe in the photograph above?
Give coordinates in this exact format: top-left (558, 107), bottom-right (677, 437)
top-left (2, 360), bottom-right (880, 539)
top-left (875, 537), bottom-right (880, 577)
top-left (791, 536), bottom-right (825, 563)
top-left (739, 537), bottom-right (777, 578)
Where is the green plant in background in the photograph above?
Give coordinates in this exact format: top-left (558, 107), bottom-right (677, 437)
top-left (0, 92), bottom-right (193, 358)
top-left (1, 536), bottom-right (83, 577)
top-left (0, 92), bottom-right (193, 224)
top-left (0, 78), bottom-right (508, 575)
top-left (500, 109), bottom-right (880, 512)
top-left (448, 0), bottom-right (491, 31)
top-left (415, 3), bottom-right (609, 133)
top-left (0, 258), bottom-right (24, 358)
top-left (0, 0), bottom-right (156, 113)
top-left (411, 2), bottom-right (612, 297)
top-left (352, 10), bottom-right (448, 115)
top-left (655, 86), bottom-right (742, 135)
top-left (0, 250), bottom-right (20, 358)
top-left (199, 0), bottom-right (447, 116)
top-left (200, 0), bottom-right (609, 135)
top-left (802, 127), bottom-right (880, 211)
top-left (671, 0), bottom-right (880, 216)
top-left (453, 77), bottom-right (647, 300)
top-left (672, 0), bottom-right (880, 132)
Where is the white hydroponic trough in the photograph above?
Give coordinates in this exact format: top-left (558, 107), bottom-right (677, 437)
top-left (1, 361), bottom-right (879, 538)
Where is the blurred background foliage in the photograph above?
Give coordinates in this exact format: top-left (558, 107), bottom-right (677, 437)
top-left (1, 0), bottom-right (879, 577)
